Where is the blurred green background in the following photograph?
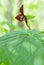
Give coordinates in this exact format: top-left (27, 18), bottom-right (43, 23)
top-left (0, 0), bottom-right (44, 36)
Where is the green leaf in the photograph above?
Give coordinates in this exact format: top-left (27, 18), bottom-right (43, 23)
top-left (0, 30), bottom-right (44, 65)
top-left (27, 15), bottom-right (35, 19)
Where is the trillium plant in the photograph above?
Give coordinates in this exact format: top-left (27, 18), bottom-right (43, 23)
top-left (0, 5), bottom-right (44, 65)
top-left (15, 5), bottom-right (31, 30)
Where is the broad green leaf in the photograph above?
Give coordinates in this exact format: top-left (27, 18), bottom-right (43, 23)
top-left (0, 30), bottom-right (44, 65)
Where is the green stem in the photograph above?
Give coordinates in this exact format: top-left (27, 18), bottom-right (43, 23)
top-left (24, 16), bottom-right (33, 35)
top-left (26, 22), bottom-right (31, 30)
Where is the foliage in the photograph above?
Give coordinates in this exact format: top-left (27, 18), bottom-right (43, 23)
top-left (0, 30), bottom-right (44, 65)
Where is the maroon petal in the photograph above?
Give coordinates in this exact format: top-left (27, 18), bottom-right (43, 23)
top-left (16, 14), bottom-right (24, 22)
top-left (20, 5), bottom-right (24, 15)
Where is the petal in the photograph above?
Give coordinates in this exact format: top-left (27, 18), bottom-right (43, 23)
top-left (16, 14), bottom-right (24, 22)
top-left (20, 5), bottom-right (24, 15)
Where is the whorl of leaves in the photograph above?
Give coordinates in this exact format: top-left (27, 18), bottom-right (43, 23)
top-left (0, 30), bottom-right (44, 65)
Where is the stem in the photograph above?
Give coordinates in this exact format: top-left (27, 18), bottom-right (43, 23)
top-left (26, 23), bottom-right (31, 30)
top-left (24, 16), bottom-right (33, 35)
top-left (24, 16), bottom-right (31, 30)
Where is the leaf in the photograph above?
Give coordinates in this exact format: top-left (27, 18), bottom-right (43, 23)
top-left (27, 15), bottom-right (35, 19)
top-left (0, 30), bottom-right (44, 65)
